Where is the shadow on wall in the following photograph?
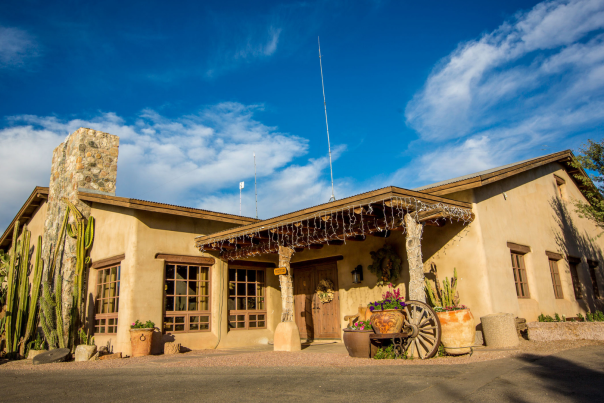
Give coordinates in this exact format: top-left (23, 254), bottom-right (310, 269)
top-left (550, 196), bottom-right (604, 312)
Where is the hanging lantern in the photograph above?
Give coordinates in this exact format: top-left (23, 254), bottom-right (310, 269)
top-left (351, 265), bottom-right (363, 284)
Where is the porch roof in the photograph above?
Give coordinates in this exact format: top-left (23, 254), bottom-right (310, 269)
top-left (195, 186), bottom-right (474, 260)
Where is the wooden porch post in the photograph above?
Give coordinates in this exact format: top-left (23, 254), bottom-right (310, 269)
top-left (273, 246), bottom-right (301, 351)
top-left (278, 245), bottom-right (295, 322)
top-left (405, 213), bottom-right (426, 302)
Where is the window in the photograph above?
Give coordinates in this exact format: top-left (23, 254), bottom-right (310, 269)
top-left (228, 267), bottom-right (266, 329)
top-left (94, 265), bottom-right (121, 334)
top-left (164, 264), bottom-right (210, 333)
top-left (588, 261), bottom-right (601, 299)
top-left (568, 258), bottom-right (582, 300)
top-left (554, 175), bottom-right (566, 199)
top-left (548, 259), bottom-right (564, 299)
top-left (511, 252), bottom-right (530, 298)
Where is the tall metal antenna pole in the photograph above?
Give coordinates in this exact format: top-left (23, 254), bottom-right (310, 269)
top-left (318, 36), bottom-right (336, 202)
top-left (239, 181), bottom-right (244, 216)
top-left (254, 153), bottom-right (258, 219)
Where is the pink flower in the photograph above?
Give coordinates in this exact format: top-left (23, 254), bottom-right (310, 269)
top-left (132, 322), bottom-right (135, 326)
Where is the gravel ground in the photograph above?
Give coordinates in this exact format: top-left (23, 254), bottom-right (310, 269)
top-left (1, 339), bottom-right (603, 373)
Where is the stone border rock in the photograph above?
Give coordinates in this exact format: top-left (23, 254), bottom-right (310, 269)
top-left (527, 321), bottom-right (604, 341)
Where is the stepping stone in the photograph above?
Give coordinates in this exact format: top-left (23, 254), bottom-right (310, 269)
top-left (99, 352), bottom-right (122, 360)
top-left (33, 348), bottom-right (70, 365)
top-left (164, 342), bottom-right (181, 355)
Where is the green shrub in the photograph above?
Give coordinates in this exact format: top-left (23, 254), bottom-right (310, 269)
top-left (373, 345), bottom-right (408, 360)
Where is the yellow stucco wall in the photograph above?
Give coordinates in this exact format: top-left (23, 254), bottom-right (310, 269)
top-left (466, 162), bottom-right (604, 321)
top-left (85, 203), bottom-right (250, 355)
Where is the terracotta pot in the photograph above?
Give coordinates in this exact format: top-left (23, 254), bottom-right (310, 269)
top-left (129, 328), bottom-right (154, 357)
top-left (370, 309), bottom-right (405, 334)
top-left (437, 308), bottom-right (476, 355)
top-left (342, 329), bottom-right (375, 358)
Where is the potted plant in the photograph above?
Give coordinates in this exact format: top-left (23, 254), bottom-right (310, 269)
top-left (425, 268), bottom-right (475, 355)
top-left (130, 320), bottom-right (155, 357)
top-left (343, 319), bottom-right (374, 358)
top-left (368, 285), bottom-right (406, 334)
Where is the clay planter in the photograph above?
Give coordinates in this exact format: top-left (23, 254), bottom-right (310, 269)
top-left (437, 308), bottom-right (476, 355)
top-left (343, 329), bottom-right (374, 358)
top-left (129, 328), bottom-right (154, 357)
top-left (370, 309), bottom-right (405, 334)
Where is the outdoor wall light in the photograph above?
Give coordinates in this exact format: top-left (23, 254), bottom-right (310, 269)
top-left (352, 265), bottom-right (363, 284)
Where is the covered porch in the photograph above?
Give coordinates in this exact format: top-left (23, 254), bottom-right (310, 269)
top-left (195, 186), bottom-right (475, 352)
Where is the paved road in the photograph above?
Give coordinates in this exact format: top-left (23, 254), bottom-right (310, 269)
top-left (1, 346), bottom-right (603, 402)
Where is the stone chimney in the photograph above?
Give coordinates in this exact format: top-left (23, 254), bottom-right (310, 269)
top-left (42, 128), bottom-right (119, 330)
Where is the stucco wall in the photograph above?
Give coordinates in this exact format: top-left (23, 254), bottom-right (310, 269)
top-left (85, 203), bottom-right (247, 355)
top-left (469, 162), bottom-right (604, 321)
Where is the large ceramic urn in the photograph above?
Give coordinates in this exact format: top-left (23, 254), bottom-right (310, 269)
top-left (436, 308), bottom-right (476, 355)
top-left (370, 309), bottom-right (405, 334)
top-left (129, 328), bottom-right (154, 357)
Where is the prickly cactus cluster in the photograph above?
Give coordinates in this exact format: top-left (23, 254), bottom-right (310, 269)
top-left (425, 267), bottom-right (461, 308)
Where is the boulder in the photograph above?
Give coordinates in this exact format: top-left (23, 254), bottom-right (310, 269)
top-left (89, 352), bottom-right (100, 361)
top-left (75, 345), bottom-right (97, 362)
top-left (164, 342), bottom-right (181, 355)
top-left (480, 313), bottom-right (519, 348)
top-left (33, 348), bottom-right (70, 365)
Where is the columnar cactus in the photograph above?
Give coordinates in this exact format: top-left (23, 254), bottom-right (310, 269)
top-left (20, 236), bottom-right (44, 357)
top-left (40, 281), bottom-right (58, 349)
top-left (5, 221), bottom-right (20, 355)
top-left (13, 225), bottom-right (31, 352)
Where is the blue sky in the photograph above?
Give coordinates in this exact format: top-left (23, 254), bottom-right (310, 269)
top-left (1, 0), bottom-right (604, 231)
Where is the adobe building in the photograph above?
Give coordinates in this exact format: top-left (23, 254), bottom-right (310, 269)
top-left (1, 128), bottom-right (602, 356)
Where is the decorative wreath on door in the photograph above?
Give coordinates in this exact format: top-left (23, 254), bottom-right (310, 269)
top-left (316, 279), bottom-right (335, 303)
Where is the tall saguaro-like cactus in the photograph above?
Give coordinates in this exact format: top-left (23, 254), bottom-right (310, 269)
top-left (13, 225), bottom-right (31, 352)
top-left (19, 235), bottom-right (44, 357)
top-left (4, 221), bottom-right (20, 356)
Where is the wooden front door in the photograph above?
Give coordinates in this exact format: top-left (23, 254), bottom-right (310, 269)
top-left (294, 262), bottom-right (341, 339)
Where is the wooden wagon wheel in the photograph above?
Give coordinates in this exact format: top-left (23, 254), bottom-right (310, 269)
top-left (402, 300), bottom-right (441, 359)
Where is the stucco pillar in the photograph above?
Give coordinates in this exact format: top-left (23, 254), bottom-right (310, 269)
top-left (274, 246), bottom-right (301, 351)
top-left (278, 246), bottom-right (295, 322)
top-left (405, 213), bottom-right (425, 302)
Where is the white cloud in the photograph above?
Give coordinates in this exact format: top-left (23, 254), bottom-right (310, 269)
top-left (0, 103), bottom-right (346, 232)
top-left (0, 26), bottom-right (38, 68)
top-left (205, 25), bottom-right (282, 78)
top-left (400, 0), bottom-right (604, 187)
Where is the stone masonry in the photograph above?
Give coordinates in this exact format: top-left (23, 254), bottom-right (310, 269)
top-left (42, 128), bottom-right (119, 340)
